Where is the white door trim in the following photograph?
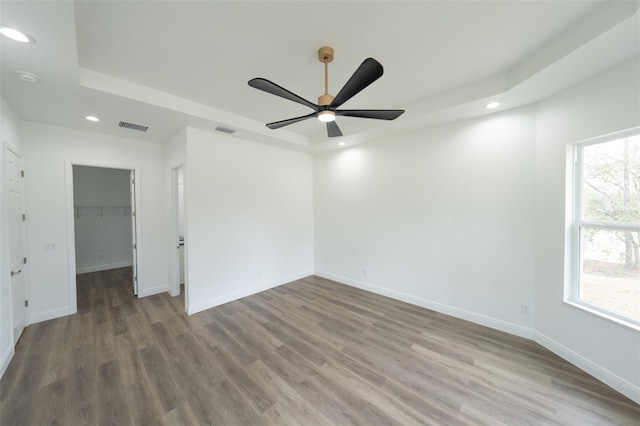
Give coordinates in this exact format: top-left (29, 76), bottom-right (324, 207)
top-left (130, 170), bottom-right (138, 296)
top-left (169, 163), bottom-right (188, 312)
top-left (3, 143), bottom-right (27, 345)
top-left (64, 160), bottom-right (143, 314)
top-left (170, 165), bottom-right (181, 297)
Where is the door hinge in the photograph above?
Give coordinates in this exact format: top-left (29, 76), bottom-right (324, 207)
top-left (23, 257), bottom-right (27, 264)
top-left (134, 276), bottom-right (137, 282)
top-left (132, 211), bottom-right (136, 217)
top-left (22, 214), bottom-right (26, 221)
top-left (20, 170), bottom-right (24, 178)
top-left (24, 300), bottom-right (28, 307)
top-left (133, 243), bottom-right (137, 249)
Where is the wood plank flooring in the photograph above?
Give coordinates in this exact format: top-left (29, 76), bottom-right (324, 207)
top-left (1, 267), bottom-right (638, 425)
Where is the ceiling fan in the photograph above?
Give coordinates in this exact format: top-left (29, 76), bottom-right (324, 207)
top-left (248, 46), bottom-right (405, 138)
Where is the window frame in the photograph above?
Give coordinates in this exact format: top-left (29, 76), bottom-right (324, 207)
top-left (565, 127), bottom-right (640, 330)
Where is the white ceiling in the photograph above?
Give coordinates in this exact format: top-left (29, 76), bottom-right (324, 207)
top-left (1, 1), bottom-right (639, 153)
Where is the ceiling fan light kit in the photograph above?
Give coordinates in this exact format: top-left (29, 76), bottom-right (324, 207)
top-left (317, 110), bottom-right (335, 122)
top-left (248, 46), bottom-right (404, 138)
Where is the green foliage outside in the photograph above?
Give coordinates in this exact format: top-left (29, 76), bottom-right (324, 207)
top-left (583, 135), bottom-right (640, 274)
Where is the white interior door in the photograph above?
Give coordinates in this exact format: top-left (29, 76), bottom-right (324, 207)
top-left (5, 147), bottom-right (26, 343)
top-left (130, 170), bottom-right (138, 295)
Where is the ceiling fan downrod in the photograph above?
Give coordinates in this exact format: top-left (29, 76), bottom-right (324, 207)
top-left (317, 46), bottom-right (336, 122)
top-left (318, 46), bottom-right (334, 106)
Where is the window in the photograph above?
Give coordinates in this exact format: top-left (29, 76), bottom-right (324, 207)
top-left (567, 129), bottom-right (640, 327)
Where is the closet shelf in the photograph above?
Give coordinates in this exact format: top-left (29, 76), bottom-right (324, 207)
top-left (74, 205), bottom-right (131, 219)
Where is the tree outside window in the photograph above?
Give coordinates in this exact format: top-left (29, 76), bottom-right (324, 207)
top-left (573, 132), bottom-right (640, 324)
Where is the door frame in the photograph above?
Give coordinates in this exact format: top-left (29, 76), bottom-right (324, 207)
top-left (130, 170), bottom-right (138, 296)
top-left (64, 160), bottom-right (142, 314)
top-left (3, 143), bottom-right (27, 345)
top-left (169, 163), bottom-right (187, 311)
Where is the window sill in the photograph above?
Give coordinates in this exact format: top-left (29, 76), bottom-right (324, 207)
top-left (563, 300), bottom-right (640, 332)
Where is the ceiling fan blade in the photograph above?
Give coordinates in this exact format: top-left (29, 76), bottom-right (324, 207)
top-left (326, 121), bottom-right (343, 137)
top-left (266, 112), bottom-right (317, 130)
top-left (249, 78), bottom-right (318, 111)
top-left (329, 58), bottom-right (384, 108)
top-left (336, 109), bottom-right (405, 120)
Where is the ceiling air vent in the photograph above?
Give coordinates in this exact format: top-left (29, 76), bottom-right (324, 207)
top-left (215, 126), bottom-right (236, 135)
top-left (119, 121), bottom-right (149, 132)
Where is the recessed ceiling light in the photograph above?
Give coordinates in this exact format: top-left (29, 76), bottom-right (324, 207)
top-left (85, 115), bottom-right (100, 122)
top-left (0, 26), bottom-right (35, 44)
top-left (486, 102), bottom-right (501, 110)
top-left (337, 141), bottom-right (345, 146)
top-left (16, 71), bottom-right (39, 82)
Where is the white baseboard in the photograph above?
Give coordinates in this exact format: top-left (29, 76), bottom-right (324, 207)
top-left (76, 260), bottom-right (133, 274)
top-left (187, 270), bottom-right (313, 315)
top-left (27, 306), bottom-right (74, 325)
top-left (535, 331), bottom-right (640, 405)
top-left (0, 344), bottom-right (14, 379)
top-left (313, 270), bottom-right (534, 339)
top-left (138, 284), bottom-right (169, 298)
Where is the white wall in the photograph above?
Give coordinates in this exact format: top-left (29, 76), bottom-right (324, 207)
top-left (185, 127), bottom-right (313, 314)
top-left (22, 121), bottom-right (169, 323)
top-left (534, 58), bottom-right (640, 400)
top-left (0, 98), bottom-right (22, 377)
top-left (73, 166), bottom-right (133, 273)
top-left (165, 128), bottom-right (186, 169)
top-left (314, 107), bottom-right (537, 337)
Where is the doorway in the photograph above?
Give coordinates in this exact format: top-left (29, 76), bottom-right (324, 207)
top-left (71, 165), bottom-right (139, 303)
top-left (170, 165), bottom-right (186, 306)
top-left (5, 146), bottom-right (26, 343)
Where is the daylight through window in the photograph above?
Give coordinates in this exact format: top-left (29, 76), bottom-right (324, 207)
top-left (568, 130), bottom-right (640, 326)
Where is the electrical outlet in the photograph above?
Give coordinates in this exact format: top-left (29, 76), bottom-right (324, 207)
top-left (44, 241), bottom-right (57, 250)
top-left (362, 268), bottom-right (368, 276)
top-left (521, 304), bottom-right (530, 314)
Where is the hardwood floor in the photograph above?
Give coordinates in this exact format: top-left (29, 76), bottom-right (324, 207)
top-left (1, 268), bottom-right (638, 425)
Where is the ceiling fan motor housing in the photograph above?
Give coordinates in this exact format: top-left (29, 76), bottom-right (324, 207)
top-left (318, 93), bottom-right (334, 106)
